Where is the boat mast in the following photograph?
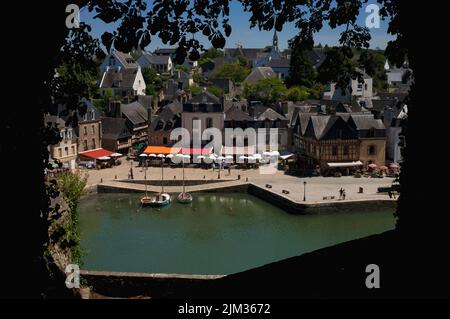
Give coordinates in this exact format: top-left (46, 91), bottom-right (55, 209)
top-left (182, 155), bottom-right (185, 195)
top-left (161, 157), bottom-right (164, 193)
top-left (144, 163), bottom-right (148, 197)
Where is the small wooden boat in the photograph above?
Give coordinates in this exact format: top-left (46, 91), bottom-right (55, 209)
top-left (142, 193), bottom-right (171, 207)
top-left (177, 192), bottom-right (193, 204)
top-left (177, 154), bottom-right (193, 204)
top-left (140, 154), bottom-right (172, 208)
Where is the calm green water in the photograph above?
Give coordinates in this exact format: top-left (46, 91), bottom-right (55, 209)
top-left (78, 193), bottom-right (396, 275)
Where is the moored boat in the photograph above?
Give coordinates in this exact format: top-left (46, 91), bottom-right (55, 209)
top-left (142, 193), bottom-right (171, 207)
top-left (177, 192), bottom-right (193, 204)
top-left (176, 154), bottom-right (193, 204)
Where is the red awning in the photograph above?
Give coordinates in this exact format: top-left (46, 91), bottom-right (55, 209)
top-left (79, 148), bottom-right (114, 159)
top-left (178, 147), bottom-right (213, 155)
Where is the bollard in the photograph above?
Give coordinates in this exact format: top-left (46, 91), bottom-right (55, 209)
top-left (115, 175), bottom-right (117, 180)
top-left (359, 187), bottom-right (364, 193)
top-left (100, 178), bottom-right (103, 183)
top-left (246, 177), bottom-right (248, 182)
top-left (238, 175), bottom-right (241, 180)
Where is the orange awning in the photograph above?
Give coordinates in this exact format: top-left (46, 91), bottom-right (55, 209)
top-left (143, 146), bottom-right (178, 155)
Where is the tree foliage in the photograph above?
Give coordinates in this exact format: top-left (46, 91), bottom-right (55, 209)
top-left (198, 47), bottom-right (224, 65)
top-left (286, 86), bottom-right (309, 102)
top-left (142, 67), bottom-right (165, 96)
top-left (358, 49), bottom-right (388, 91)
top-left (286, 36), bottom-right (317, 88)
top-left (210, 62), bottom-right (251, 84)
top-left (244, 77), bottom-right (287, 105)
top-left (208, 85), bottom-right (224, 97)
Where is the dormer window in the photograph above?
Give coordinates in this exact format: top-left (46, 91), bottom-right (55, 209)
top-left (60, 129), bottom-right (66, 140)
top-left (67, 128), bottom-right (73, 139)
top-left (91, 109), bottom-right (95, 120)
top-left (109, 56), bottom-right (116, 66)
top-left (156, 120), bottom-right (164, 131)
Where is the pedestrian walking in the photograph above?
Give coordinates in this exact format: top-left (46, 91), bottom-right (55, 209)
top-left (228, 166), bottom-right (231, 175)
top-left (339, 188), bottom-right (344, 200)
top-left (342, 189), bottom-right (346, 200)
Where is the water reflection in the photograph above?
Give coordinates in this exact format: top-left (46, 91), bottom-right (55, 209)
top-left (78, 193), bottom-right (396, 275)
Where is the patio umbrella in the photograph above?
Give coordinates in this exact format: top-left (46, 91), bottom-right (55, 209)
top-left (139, 154), bottom-right (148, 157)
top-left (157, 154), bottom-right (166, 158)
top-left (368, 163), bottom-right (377, 168)
top-left (148, 154), bottom-right (157, 157)
top-left (239, 156), bottom-right (248, 161)
top-left (389, 163), bottom-right (400, 168)
top-left (270, 151), bottom-right (280, 157)
top-left (98, 156), bottom-right (111, 160)
top-left (215, 156), bottom-right (225, 163)
top-left (380, 165), bottom-right (389, 171)
top-left (110, 153), bottom-right (123, 157)
top-left (262, 151), bottom-right (271, 157)
top-left (166, 154), bottom-right (174, 159)
top-left (247, 156), bottom-right (256, 162)
top-left (225, 155), bottom-right (234, 162)
top-left (252, 154), bottom-right (262, 160)
top-left (196, 155), bottom-right (206, 159)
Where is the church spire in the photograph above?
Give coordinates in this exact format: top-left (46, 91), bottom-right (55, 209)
top-left (273, 29), bottom-right (279, 49)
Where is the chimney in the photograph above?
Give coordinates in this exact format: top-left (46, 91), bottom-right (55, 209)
top-left (147, 106), bottom-right (152, 144)
top-left (281, 101), bottom-right (289, 116)
top-left (109, 101), bottom-right (122, 118)
top-left (249, 105), bottom-right (255, 117)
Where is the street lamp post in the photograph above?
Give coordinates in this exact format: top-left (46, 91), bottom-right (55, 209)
top-left (303, 181), bottom-right (307, 202)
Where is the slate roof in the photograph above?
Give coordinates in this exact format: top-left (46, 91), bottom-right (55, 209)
top-left (187, 91), bottom-right (221, 104)
top-left (371, 99), bottom-right (399, 111)
top-left (375, 92), bottom-right (408, 102)
top-left (151, 101), bottom-right (182, 131)
top-left (154, 48), bottom-right (176, 56)
top-left (101, 117), bottom-right (132, 139)
top-left (100, 67), bottom-right (140, 89)
top-left (140, 52), bottom-right (171, 65)
top-left (309, 115), bottom-right (332, 139)
top-left (255, 107), bottom-right (287, 121)
top-left (111, 50), bottom-right (138, 68)
top-left (349, 114), bottom-right (385, 130)
top-left (55, 99), bottom-right (101, 123)
top-left (243, 67), bottom-right (277, 85)
top-left (266, 58), bottom-right (290, 68)
top-left (120, 101), bottom-right (148, 125)
top-left (225, 48), bottom-right (265, 60)
top-left (44, 115), bottom-right (66, 128)
top-left (225, 106), bottom-right (254, 121)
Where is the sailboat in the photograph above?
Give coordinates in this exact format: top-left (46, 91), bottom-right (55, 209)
top-left (141, 154), bottom-right (171, 207)
top-left (140, 154), bottom-right (153, 206)
top-left (177, 154), bottom-right (193, 204)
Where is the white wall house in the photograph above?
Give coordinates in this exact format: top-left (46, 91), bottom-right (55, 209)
top-left (99, 66), bottom-right (146, 97)
top-left (384, 105), bottom-right (407, 163)
top-left (137, 52), bottom-right (173, 74)
top-left (44, 116), bottom-right (78, 171)
top-left (322, 73), bottom-right (373, 101)
top-left (100, 50), bottom-right (138, 73)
